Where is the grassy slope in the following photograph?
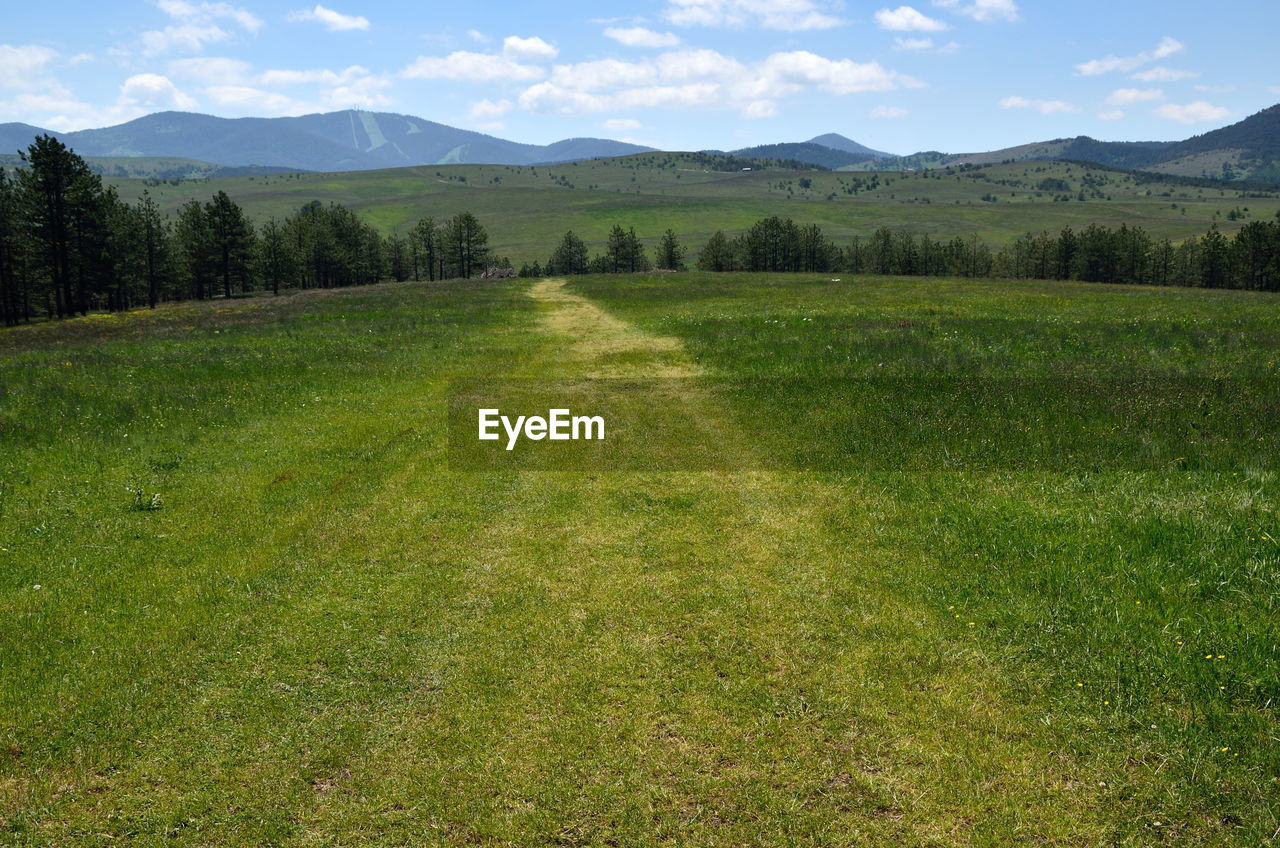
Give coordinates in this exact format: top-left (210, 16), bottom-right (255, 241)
top-left (2, 275), bottom-right (1278, 845)
top-left (106, 158), bottom-right (1280, 267)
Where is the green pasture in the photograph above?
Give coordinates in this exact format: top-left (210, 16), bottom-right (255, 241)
top-left (108, 157), bottom-right (1280, 266)
top-left (1, 272), bottom-right (1277, 845)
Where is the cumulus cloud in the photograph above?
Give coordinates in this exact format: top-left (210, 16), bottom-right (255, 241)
top-left (0, 44), bottom-right (59, 90)
top-left (1105, 87), bottom-right (1163, 106)
top-left (875, 6), bottom-right (947, 31)
top-left (605, 26), bottom-right (681, 48)
top-left (1000, 95), bottom-right (1078, 114)
top-left (1076, 36), bottom-right (1183, 76)
top-left (4, 70), bottom-right (199, 131)
top-left (402, 51), bottom-right (547, 83)
top-left (518, 47), bottom-right (918, 119)
top-left (288, 5), bottom-right (370, 32)
top-left (141, 24), bottom-right (232, 55)
top-left (467, 29), bottom-right (491, 43)
top-left (119, 72), bottom-right (198, 110)
top-left (468, 98), bottom-right (512, 120)
top-left (503, 35), bottom-right (558, 62)
top-left (165, 58), bottom-right (389, 114)
top-left (205, 84), bottom-right (302, 113)
top-left (1097, 110), bottom-right (1124, 120)
top-left (142, 0), bottom-right (261, 54)
top-left (1154, 101), bottom-right (1231, 124)
top-left (1130, 66), bottom-right (1198, 82)
top-left (871, 105), bottom-right (908, 118)
top-left (158, 0), bottom-right (261, 32)
top-left (663, 0), bottom-right (843, 31)
top-left (933, 0), bottom-right (1018, 23)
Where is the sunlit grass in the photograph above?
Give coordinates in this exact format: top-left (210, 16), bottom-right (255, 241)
top-left (2, 273), bottom-right (1277, 844)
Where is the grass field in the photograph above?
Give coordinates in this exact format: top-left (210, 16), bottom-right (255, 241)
top-left (2, 272), bottom-right (1278, 845)
top-left (108, 156), bottom-right (1280, 267)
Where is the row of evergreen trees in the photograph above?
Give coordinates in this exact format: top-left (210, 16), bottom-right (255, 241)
top-left (4, 135), bottom-right (1279, 326)
top-left (537, 215), bottom-right (1280, 292)
top-left (519, 225), bottom-right (688, 277)
top-left (0, 136), bottom-right (495, 325)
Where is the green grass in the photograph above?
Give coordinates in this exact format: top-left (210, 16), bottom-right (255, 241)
top-left (2, 273), bottom-right (1278, 845)
top-left (106, 158), bottom-right (1280, 267)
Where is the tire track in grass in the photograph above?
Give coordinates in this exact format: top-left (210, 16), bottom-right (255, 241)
top-left (293, 279), bottom-right (1112, 845)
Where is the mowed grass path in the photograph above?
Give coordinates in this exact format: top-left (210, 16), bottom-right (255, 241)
top-left (2, 275), bottom-right (1277, 845)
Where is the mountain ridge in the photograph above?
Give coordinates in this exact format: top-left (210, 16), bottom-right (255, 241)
top-left (2, 104), bottom-right (1277, 183)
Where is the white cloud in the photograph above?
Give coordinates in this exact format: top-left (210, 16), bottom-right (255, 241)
top-left (467, 29), bottom-right (490, 43)
top-left (141, 24), bottom-right (232, 55)
top-left (761, 51), bottom-right (918, 95)
top-left (259, 64), bottom-right (371, 86)
top-left (205, 84), bottom-right (302, 113)
top-left (1193, 83), bottom-right (1235, 94)
top-left (894, 37), bottom-right (933, 50)
top-left (657, 48), bottom-right (745, 82)
top-left (0, 44), bottom-right (58, 90)
top-left (165, 59), bottom-right (389, 113)
top-left (1076, 36), bottom-right (1183, 76)
top-left (518, 48), bottom-right (918, 118)
top-left (550, 59), bottom-right (658, 92)
top-left (1105, 87), bottom-right (1163, 106)
top-left (323, 75), bottom-right (391, 109)
top-left (3, 70), bottom-right (199, 131)
top-left (119, 73), bottom-right (198, 110)
top-left (503, 36), bottom-right (558, 63)
top-left (288, 5), bottom-right (370, 32)
top-left (604, 117), bottom-right (642, 131)
top-left (1000, 95), bottom-right (1078, 114)
top-left (934, 0), bottom-right (1018, 23)
top-left (158, 0), bottom-right (262, 32)
top-left (137, 2), bottom-right (262, 56)
top-left (871, 105), bottom-right (908, 118)
top-left (1154, 101), bottom-right (1231, 124)
top-left (1097, 110), bottom-right (1124, 120)
top-left (663, 0), bottom-right (843, 31)
top-left (401, 51), bottom-right (547, 83)
top-left (141, 1), bottom-right (262, 54)
top-left (1269, 85), bottom-right (1280, 95)
top-left (605, 26), bottom-right (681, 48)
top-left (468, 98), bottom-right (512, 120)
top-left (875, 6), bottom-right (947, 31)
top-left (1130, 66), bottom-right (1198, 82)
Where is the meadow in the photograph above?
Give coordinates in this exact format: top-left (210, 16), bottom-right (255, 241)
top-left (1, 271), bottom-right (1277, 845)
top-left (109, 156), bottom-right (1280, 267)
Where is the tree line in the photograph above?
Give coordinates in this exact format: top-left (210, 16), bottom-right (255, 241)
top-left (0, 136), bottom-right (497, 324)
top-left (5, 135), bottom-right (1280, 326)
top-left (536, 215), bottom-right (1280, 292)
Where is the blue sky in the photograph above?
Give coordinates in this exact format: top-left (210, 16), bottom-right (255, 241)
top-left (2, 0), bottom-right (1277, 154)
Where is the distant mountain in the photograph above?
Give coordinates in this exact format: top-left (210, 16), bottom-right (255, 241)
top-left (846, 105), bottom-right (1280, 183)
top-left (730, 142), bottom-right (876, 169)
top-left (3, 105), bottom-right (1278, 184)
top-left (806, 133), bottom-right (895, 160)
top-left (0, 110), bottom-right (656, 172)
